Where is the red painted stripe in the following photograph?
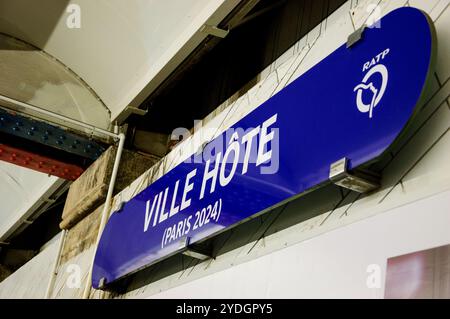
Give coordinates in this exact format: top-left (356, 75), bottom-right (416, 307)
top-left (0, 144), bottom-right (84, 181)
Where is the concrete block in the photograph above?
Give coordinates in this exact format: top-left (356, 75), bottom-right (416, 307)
top-left (60, 146), bottom-right (157, 229)
top-left (60, 204), bottom-right (103, 265)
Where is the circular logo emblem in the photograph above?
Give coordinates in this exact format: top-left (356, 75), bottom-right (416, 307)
top-left (354, 64), bottom-right (389, 118)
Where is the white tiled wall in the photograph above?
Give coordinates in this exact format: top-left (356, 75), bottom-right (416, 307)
top-left (1, 0), bottom-right (449, 298)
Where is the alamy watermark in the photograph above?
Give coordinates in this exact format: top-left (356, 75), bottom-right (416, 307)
top-left (65, 263), bottom-right (81, 289)
top-left (366, 263), bottom-right (382, 289)
top-left (365, 4), bottom-right (382, 29)
top-left (170, 115), bottom-right (280, 175)
top-left (66, 4), bottom-right (81, 29)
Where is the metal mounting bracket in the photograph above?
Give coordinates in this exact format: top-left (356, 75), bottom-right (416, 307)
top-left (98, 277), bottom-right (107, 290)
top-left (113, 201), bottom-right (126, 214)
top-left (126, 106), bottom-right (148, 117)
top-left (200, 25), bottom-right (229, 38)
top-left (329, 158), bottom-right (380, 193)
top-left (22, 219), bottom-right (34, 225)
top-left (0, 108), bottom-right (105, 160)
top-left (347, 25), bottom-right (366, 48)
top-left (179, 237), bottom-right (212, 261)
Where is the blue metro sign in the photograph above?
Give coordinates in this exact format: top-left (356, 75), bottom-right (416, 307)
top-left (92, 7), bottom-right (436, 288)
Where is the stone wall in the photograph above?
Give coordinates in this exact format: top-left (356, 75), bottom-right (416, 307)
top-left (60, 146), bottom-right (158, 229)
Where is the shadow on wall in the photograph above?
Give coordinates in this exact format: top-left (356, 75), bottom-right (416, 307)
top-left (0, 1), bottom-right (108, 125)
top-left (0, 0), bottom-right (70, 49)
top-left (0, 33), bottom-right (80, 104)
top-left (0, 31), bottom-right (110, 129)
top-left (108, 183), bottom-right (346, 295)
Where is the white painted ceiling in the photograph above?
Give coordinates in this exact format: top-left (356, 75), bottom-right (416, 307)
top-left (0, 161), bottom-right (61, 241)
top-left (0, 0), bottom-right (240, 121)
top-left (0, 33), bottom-right (111, 131)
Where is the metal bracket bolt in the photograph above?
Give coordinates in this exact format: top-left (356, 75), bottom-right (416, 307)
top-left (329, 158), bottom-right (380, 193)
top-left (179, 237), bottom-right (212, 261)
top-left (114, 201), bottom-right (126, 214)
top-left (200, 25), bottom-right (229, 38)
top-left (98, 277), bottom-right (107, 290)
top-left (126, 106), bottom-right (148, 117)
top-left (347, 25), bottom-right (366, 48)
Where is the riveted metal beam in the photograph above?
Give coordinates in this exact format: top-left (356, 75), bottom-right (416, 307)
top-left (0, 143), bottom-right (84, 180)
top-left (0, 108), bottom-right (105, 160)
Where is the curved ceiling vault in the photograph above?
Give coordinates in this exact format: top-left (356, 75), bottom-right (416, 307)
top-left (0, 33), bottom-right (111, 130)
top-left (0, 0), bottom-right (242, 123)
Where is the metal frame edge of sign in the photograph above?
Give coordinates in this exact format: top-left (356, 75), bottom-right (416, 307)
top-left (92, 7), bottom-right (437, 289)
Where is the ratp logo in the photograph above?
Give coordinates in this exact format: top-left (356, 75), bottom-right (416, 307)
top-left (354, 48), bottom-right (390, 118)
